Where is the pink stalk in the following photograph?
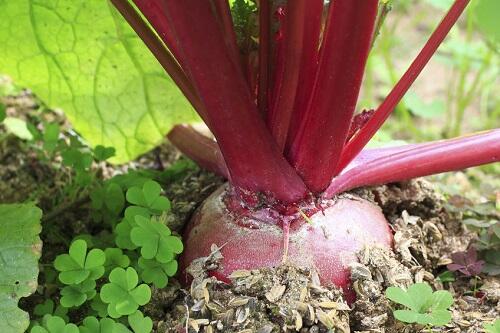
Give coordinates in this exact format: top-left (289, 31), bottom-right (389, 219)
top-left (211, 0), bottom-right (242, 72)
top-left (132, 0), bottom-right (181, 61)
top-left (337, 0), bottom-right (471, 172)
top-left (111, 0), bottom-right (204, 115)
top-left (324, 129), bottom-right (500, 197)
top-left (287, 0), bottom-right (379, 193)
top-left (257, 0), bottom-right (271, 117)
top-left (167, 125), bottom-right (228, 179)
top-left (267, 0), bottom-right (307, 150)
top-left (285, 0), bottom-right (324, 153)
top-left (161, 0), bottom-right (306, 202)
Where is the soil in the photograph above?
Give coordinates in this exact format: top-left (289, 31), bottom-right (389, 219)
top-left (1, 91), bottom-right (498, 332)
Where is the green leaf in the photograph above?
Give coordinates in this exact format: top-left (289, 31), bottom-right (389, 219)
top-left (30, 315), bottom-right (79, 333)
top-left (474, 0), bottom-right (500, 45)
top-left (54, 239), bottom-right (105, 285)
top-left (0, 0), bottom-right (199, 163)
top-left (126, 181), bottom-right (170, 214)
top-left (404, 92), bottom-right (445, 119)
top-left (43, 123), bottom-right (60, 153)
top-left (79, 316), bottom-right (125, 333)
top-left (104, 248), bottom-right (131, 272)
top-left (138, 257), bottom-right (178, 288)
top-left (386, 283), bottom-right (453, 327)
top-left (34, 300), bottom-right (69, 322)
top-left (128, 311), bottom-right (153, 333)
top-left (60, 279), bottom-right (97, 308)
top-left (0, 103), bottom-right (6, 122)
top-left (100, 267), bottom-right (151, 318)
top-left (0, 203), bottom-right (42, 333)
top-left (484, 319), bottom-right (500, 333)
top-left (94, 145), bottom-right (116, 162)
top-left (3, 117), bottom-right (34, 140)
top-left (130, 216), bottom-right (183, 263)
top-left (105, 183), bottom-right (125, 216)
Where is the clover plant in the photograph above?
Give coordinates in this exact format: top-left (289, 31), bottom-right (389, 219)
top-left (59, 279), bottom-right (97, 308)
top-left (79, 316), bottom-right (129, 333)
top-left (130, 215), bottom-right (183, 263)
top-left (30, 315), bottom-right (79, 333)
top-left (54, 240), bottom-right (105, 285)
top-left (385, 283), bottom-right (454, 327)
top-left (126, 180), bottom-right (171, 214)
top-left (484, 319), bottom-right (500, 333)
top-left (138, 257), bottom-right (178, 288)
top-left (33, 300), bottom-right (69, 322)
top-left (100, 267), bottom-right (152, 318)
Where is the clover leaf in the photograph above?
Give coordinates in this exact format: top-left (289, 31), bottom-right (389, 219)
top-left (54, 240), bottom-right (105, 285)
top-left (33, 300), bottom-right (69, 322)
top-left (126, 181), bottom-right (171, 214)
top-left (94, 145), bottom-right (116, 162)
top-left (130, 216), bottom-right (183, 263)
top-left (79, 316), bottom-right (130, 333)
top-left (115, 207), bottom-right (151, 250)
top-left (484, 319), bottom-right (500, 333)
top-left (60, 279), bottom-right (96, 308)
top-left (30, 315), bottom-right (79, 333)
top-left (104, 248), bottom-right (131, 273)
top-left (91, 183), bottom-right (126, 221)
top-left (386, 283), bottom-right (453, 326)
top-left (100, 267), bottom-right (151, 318)
top-left (128, 311), bottom-right (153, 333)
top-left (138, 258), bottom-right (178, 288)
top-left (90, 294), bottom-right (109, 318)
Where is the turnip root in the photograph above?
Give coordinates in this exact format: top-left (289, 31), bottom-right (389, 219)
top-left (180, 184), bottom-right (392, 302)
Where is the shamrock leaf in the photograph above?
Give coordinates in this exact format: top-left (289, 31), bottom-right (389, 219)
top-left (54, 240), bottom-right (105, 285)
top-left (42, 123), bottom-right (60, 153)
top-left (126, 181), bottom-right (171, 214)
top-left (94, 145), bottom-right (116, 162)
top-left (33, 300), bottom-right (69, 322)
top-left (90, 294), bottom-right (109, 318)
top-left (30, 315), bottom-right (79, 333)
top-left (115, 207), bottom-right (151, 250)
top-left (130, 216), bottom-right (183, 263)
top-left (105, 248), bottom-right (131, 273)
top-left (61, 148), bottom-right (93, 172)
top-left (91, 183), bottom-right (125, 220)
top-left (386, 283), bottom-right (453, 327)
top-left (128, 311), bottom-right (153, 333)
top-left (100, 267), bottom-right (151, 318)
top-left (447, 247), bottom-right (485, 277)
top-left (138, 258), bottom-right (178, 288)
top-left (60, 279), bottom-right (96, 308)
top-left (79, 316), bottom-right (130, 333)
top-left (484, 318), bottom-right (500, 333)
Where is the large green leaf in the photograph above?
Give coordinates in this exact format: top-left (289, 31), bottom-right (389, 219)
top-left (0, 0), bottom-right (198, 163)
top-left (0, 203), bottom-right (42, 333)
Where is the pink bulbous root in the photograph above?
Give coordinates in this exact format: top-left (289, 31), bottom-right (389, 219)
top-left (180, 185), bottom-right (392, 304)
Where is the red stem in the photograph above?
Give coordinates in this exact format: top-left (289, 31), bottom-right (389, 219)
top-left (324, 129), bottom-right (500, 197)
top-left (167, 125), bottom-right (228, 179)
top-left (161, 0), bottom-right (306, 202)
top-left (287, 0), bottom-right (379, 193)
top-left (258, 0), bottom-right (271, 117)
top-left (267, 1), bottom-right (306, 151)
top-left (111, 0), bottom-right (203, 114)
top-left (285, 0), bottom-right (324, 153)
top-left (337, 0), bottom-right (471, 172)
top-left (211, 0), bottom-right (243, 73)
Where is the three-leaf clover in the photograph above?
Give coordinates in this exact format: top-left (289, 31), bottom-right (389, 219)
top-left (79, 316), bottom-right (129, 333)
top-left (484, 319), bottom-right (500, 333)
top-left (100, 267), bottom-right (151, 318)
top-left (60, 279), bottom-right (97, 307)
top-left (385, 283), bottom-right (453, 326)
top-left (33, 300), bottom-right (69, 322)
top-left (104, 248), bottom-right (131, 273)
top-left (91, 183), bottom-right (126, 220)
top-left (447, 247), bottom-right (485, 277)
top-left (126, 181), bottom-right (171, 214)
top-left (90, 294), bottom-right (109, 318)
top-left (128, 311), bottom-right (153, 333)
top-left (138, 257), bottom-right (178, 288)
top-left (54, 240), bottom-right (105, 285)
top-left (115, 207), bottom-right (151, 250)
top-left (30, 315), bottom-right (79, 333)
top-left (130, 216), bottom-right (183, 263)
top-left (93, 145), bottom-right (116, 162)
